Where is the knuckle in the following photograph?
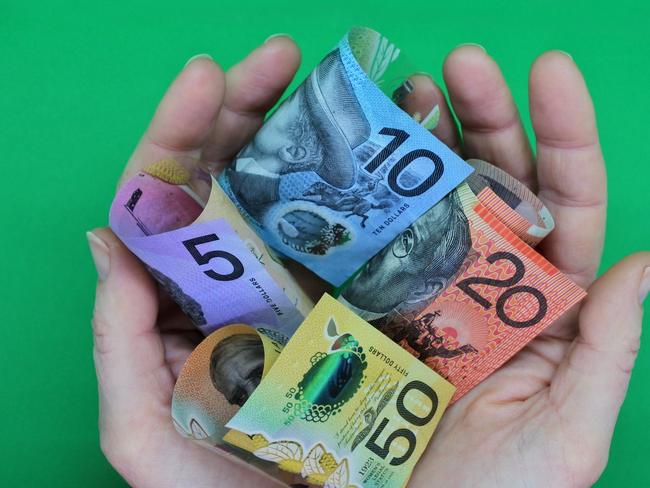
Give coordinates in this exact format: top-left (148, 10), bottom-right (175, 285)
top-left (617, 336), bottom-right (641, 376)
top-left (91, 314), bottom-right (115, 356)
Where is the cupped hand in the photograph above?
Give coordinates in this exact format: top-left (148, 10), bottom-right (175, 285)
top-left (89, 37), bottom-right (302, 488)
top-left (87, 37), bottom-right (650, 488)
top-left (408, 46), bottom-right (649, 488)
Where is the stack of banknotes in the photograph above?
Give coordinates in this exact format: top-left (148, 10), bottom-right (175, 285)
top-left (110, 27), bottom-right (586, 488)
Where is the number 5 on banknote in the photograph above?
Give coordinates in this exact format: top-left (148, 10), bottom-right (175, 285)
top-left (183, 234), bottom-right (245, 282)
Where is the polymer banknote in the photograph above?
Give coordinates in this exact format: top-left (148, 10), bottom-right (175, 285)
top-left (339, 182), bottom-right (585, 400)
top-left (224, 295), bottom-right (455, 488)
top-left (171, 324), bottom-right (306, 485)
top-left (110, 158), bottom-right (312, 335)
top-left (466, 159), bottom-right (554, 246)
top-left (106, 26), bottom-right (593, 486)
top-left (219, 27), bottom-right (473, 286)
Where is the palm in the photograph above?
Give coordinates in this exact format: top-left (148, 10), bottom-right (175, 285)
top-left (92, 37), bottom-right (646, 488)
top-left (417, 329), bottom-right (585, 486)
top-left (116, 300), bottom-right (277, 488)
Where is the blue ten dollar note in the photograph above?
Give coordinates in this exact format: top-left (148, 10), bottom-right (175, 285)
top-left (219, 27), bottom-right (473, 286)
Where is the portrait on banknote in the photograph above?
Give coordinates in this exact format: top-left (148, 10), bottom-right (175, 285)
top-left (222, 50), bottom-right (370, 222)
top-left (209, 333), bottom-right (265, 407)
top-left (172, 324), bottom-right (263, 446)
top-left (341, 190), bottom-right (472, 318)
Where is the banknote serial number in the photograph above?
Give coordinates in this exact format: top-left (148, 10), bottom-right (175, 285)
top-left (457, 251), bottom-right (548, 328)
top-left (364, 128), bottom-right (444, 197)
top-left (182, 234), bottom-right (245, 281)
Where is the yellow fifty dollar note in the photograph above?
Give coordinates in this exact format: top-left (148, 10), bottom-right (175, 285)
top-left (225, 295), bottom-right (455, 488)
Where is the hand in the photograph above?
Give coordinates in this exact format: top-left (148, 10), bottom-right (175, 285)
top-left (88, 37), bottom-right (303, 488)
top-left (86, 37), bottom-right (649, 488)
top-left (407, 46), bottom-right (649, 487)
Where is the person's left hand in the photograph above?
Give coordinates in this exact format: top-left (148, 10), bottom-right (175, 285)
top-left (88, 37), bottom-right (305, 488)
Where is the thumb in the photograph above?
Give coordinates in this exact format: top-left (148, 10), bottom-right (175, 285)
top-left (87, 228), bottom-right (171, 436)
top-left (551, 252), bottom-right (650, 451)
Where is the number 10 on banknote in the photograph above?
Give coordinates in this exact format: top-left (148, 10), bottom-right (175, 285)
top-left (219, 27), bottom-right (473, 286)
top-left (224, 295), bottom-right (455, 488)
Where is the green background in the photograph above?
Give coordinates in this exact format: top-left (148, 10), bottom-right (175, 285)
top-left (1, 0), bottom-right (648, 486)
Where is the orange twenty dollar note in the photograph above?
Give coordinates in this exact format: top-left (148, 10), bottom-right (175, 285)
top-left (340, 183), bottom-right (586, 401)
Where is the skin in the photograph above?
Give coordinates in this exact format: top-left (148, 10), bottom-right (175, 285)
top-left (90, 37), bottom-right (649, 487)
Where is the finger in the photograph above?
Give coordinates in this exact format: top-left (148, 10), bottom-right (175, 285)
top-left (120, 56), bottom-right (226, 186)
top-left (550, 253), bottom-right (650, 463)
top-left (201, 35), bottom-right (301, 167)
top-left (87, 228), bottom-right (173, 427)
top-left (398, 74), bottom-right (461, 153)
top-left (443, 45), bottom-right (536, 189)
top-left (531, 52), bottom-right (607, 288)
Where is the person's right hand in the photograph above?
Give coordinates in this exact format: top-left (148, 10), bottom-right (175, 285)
top-left (408, 45), bottom-right (649, 488)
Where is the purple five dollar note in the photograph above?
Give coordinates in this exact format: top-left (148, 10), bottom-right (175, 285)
top-left (109, 172), bottom-right (304, 336)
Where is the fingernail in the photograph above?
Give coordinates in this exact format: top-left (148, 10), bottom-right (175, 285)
top-left (184, 53), bottom-right (212, 68)
top-left (456, 42), bottom-right (486, 52)
top-left (264, 33), bottom-right (292, 43)
top-left (412, 71), bottom-right (434, 80)
top-left (557, 50), bottom-right (574, 61)
top-left (639, 266), bottom-right (650, 305)
top-left (87, 231), bottom-right (110, 282)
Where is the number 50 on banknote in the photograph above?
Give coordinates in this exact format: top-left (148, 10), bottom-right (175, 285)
top-left (224, 295), bottom-right (455, 488)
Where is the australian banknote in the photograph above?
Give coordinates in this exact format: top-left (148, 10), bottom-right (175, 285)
top-left (223, 295), bottom-right (455, 488)
top-left (172, 324), bottom-right (285, 439)
top-left (171, 323), bottom-right (306, 484)
top-left (110, 158), bottom-right (313, 335)
top-left (467, 159), bottom-right (554, 246)
top-left (338, 181), bottom-right (585, 401)
top-left (219, 27), bottom-right (473, 286)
